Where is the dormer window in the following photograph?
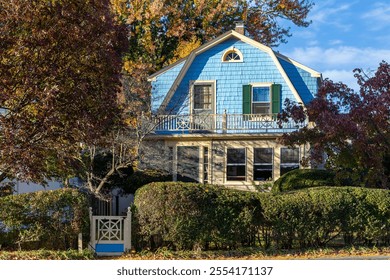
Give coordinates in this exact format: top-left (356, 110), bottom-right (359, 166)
top-left (222, 48), bottom-right (243, 62)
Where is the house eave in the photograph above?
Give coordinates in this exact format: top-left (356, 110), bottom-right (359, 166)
top-left (144, 133), bottom-right (284, 141)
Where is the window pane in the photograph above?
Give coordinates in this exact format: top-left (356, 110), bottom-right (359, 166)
top-left (280, 165), bottom-right (299, 176)
top-left (194, 84), bottom-right (212, 110)
top-left (254, 148), bottom-right (272, 164)
top-left (253, 87), bottom-right (270, 102)
top-left (252, 103), bottom-right (270, 114)
top-left (226, 52), bottom-right (240, 61)
top-left (253, 168), bottom-right (273, 181)
top-left (177, 146), bottom-right (199, 182)
top-left (281, 148), bottom-right (299, 164)
top-left (224, 51), bottom-right (240, 61)
top-left (227, 166), bottom-right (246, 181)
top-left (227, 148), bottom-right (246, 164)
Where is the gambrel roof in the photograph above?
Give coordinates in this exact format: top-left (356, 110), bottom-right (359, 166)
top-left (148, 30), bottom-right (322, 111)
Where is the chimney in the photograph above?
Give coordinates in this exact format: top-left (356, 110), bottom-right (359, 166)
top-left (234, 21), bottom-right (245, 35)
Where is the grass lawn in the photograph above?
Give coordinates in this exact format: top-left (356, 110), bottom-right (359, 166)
top-left (1, 247), bottom-right (390, 260)
top-left (112, 246), bottom-right (390, 260)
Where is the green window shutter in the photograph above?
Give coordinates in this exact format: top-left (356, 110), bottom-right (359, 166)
top-left (271, 84), bottom-right (281, 114)
top-left (243, 85), bottom-right (252, 114)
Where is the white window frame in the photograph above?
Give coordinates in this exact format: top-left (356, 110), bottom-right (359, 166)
top-left (280, 147), bottom-right (300, 176)
top-left (221, 47), bottom-right (244, 63)
top-left (226, 148), bottom-right (247, 181)
top-left (250, 82), bottom-right (272, 115)
top-left (253, 147), bottom-right (274, 181)
top-left (190, 80), bottom-right (216, 114)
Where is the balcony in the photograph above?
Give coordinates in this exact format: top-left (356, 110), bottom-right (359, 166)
top-left (152, 113), bottom-right (306, 134)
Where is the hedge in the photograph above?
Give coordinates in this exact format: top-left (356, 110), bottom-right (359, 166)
top-left (134, 182), bottom-right (262, 250)
top-left (0, 188), bottom-right (90, 250)
top-left (272, 169), bottom-right (337, 193)
top-left (123, 169), bottom-right (172, 194)
top-left (261, 187), bottom-right (390, 248)
top-left (134, 182), bottom-right (390, 250)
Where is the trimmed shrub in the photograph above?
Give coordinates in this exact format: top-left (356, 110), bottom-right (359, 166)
top-left (134, 182), bottom-right (390, 251)
top-left (134, 182), bottom-right (262, 250)
top-left (272, 169), bottom-right (336, 193)
top-left (123, 169), bottom-right (172, 194)
top-left (0, 188), bottom-right (90, 250)
top-left (260, 187), bottom-right (390, 248)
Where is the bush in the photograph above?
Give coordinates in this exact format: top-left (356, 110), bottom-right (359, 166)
top-left (134, 182), bottom-right (390, 251)
top-left (0, 188), bottom-right (90, 250)
top-left (0, 182), bottom-right (14, 197)
top-left (272, 169), bottom-right (336, 193)
top-left (123, 169), bottom-right (172, 194)
top-left (0, 249), bottom-right (95, 260)
top-left (134, 182), bottom-right (262, 250)
top-left (260, 187), bottom-right (390, 248)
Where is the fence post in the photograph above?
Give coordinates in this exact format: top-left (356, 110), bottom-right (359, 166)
top-left (124, 207), bottom-right (132, 252)
top-left (222, 109), bottom-right (227, 133)
top-left (89, 207), bottom-right (95, 251)
top-left (78, 233), bottom-right (83, 252)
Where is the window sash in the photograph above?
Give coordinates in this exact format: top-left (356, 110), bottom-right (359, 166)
top-left (227, 148), bottom-right (246, 181)
top-left (254, 148), bottom-right (273, 181)
top-left (254, 148), bottom-right (273, 164)
top-left (281, 148), bottom-right (300, 164)
top-left (194, 84), bottom-right (212, 110)
top-left (253, 87), bottom-right (270, 102)
top-left (227, 148), bottom-right (246, 164)
top-left (252, 86), bottom-right (270, 114)
top-left (280, 148), bottom-right (299, 176)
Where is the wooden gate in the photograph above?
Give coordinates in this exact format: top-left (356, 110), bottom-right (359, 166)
top-left (89, 207), bottom-right (131, 256)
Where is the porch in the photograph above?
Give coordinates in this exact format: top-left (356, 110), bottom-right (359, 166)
top-left (153, 113), bottom-right (306, 134)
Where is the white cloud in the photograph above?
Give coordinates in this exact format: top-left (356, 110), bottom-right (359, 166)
top-left (361, 2), bottom-right (390, 30)
top-left (329, 40), bottom-right (343, 46)
top-left (309, 1), bottom-right (355, 32)
top-left (322, 70), bottom-right (360, 91)
top-left (287, 46), bottom-right (390, 69)
top-left (310, 2), bottom-right (352, 23)
top-left (284, 46), bottom-right (390, 90)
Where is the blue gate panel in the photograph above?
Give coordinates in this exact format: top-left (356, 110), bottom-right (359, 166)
top-left (95, 244), bottom-right (124, 253)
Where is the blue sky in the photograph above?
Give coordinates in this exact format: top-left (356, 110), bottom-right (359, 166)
top-left (276, 0), bottom-right (390, 91)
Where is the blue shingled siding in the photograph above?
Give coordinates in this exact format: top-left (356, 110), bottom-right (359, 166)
top-left (161, 38), bottom-right (305, 115)
top-left (151, 61), bottom-right (185, 112)
top-left (278, 57), bottom-right (318, 104)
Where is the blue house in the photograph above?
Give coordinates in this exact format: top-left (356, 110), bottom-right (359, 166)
top-left (146, 23), bottom-right (322, 190)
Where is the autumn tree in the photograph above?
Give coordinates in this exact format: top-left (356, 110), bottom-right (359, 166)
top-left (0, 0), bottom-right (128, 186)
top-left (279, 61), bottom-right (390, 188)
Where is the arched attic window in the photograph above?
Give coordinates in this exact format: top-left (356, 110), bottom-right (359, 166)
top-left (222, 48), bottom-right (243, 62)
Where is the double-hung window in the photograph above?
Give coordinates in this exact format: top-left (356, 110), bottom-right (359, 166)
top-left (253, 148), bottom-right (273, 181)
top-left (193, 84), bottom-right (213, 111)
top-left (280, 148), bottom-right (300, 176)
top-left (252, 86), bottom-right (271, 114)
top-left (226, 148), bottom-right (246, 181)
top-left (177, 146), bottom-right (200, 182)
top-left (243, 84), bottom-right (281, 115)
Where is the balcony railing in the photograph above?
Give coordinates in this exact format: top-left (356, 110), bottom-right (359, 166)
top-left (153, 113), bottom-right (306, 134)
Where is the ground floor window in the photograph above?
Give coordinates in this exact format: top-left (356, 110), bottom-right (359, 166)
top-left (203, 147), bottom-right (209, 184)
top-left (177, 146), bottom-right (199, 182)
top-left (253, 148), bottom-right (273, 181)
top-left (280, 147), bottom-right (300, 176)
top-left (226, 148), bottom-right (246, 181)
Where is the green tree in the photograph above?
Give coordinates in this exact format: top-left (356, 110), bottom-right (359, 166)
top-left (0, 0), bottom-right (128, 185)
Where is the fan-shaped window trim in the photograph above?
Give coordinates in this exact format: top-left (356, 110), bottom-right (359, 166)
top-left (222, 48), bottom-right (243, 62)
